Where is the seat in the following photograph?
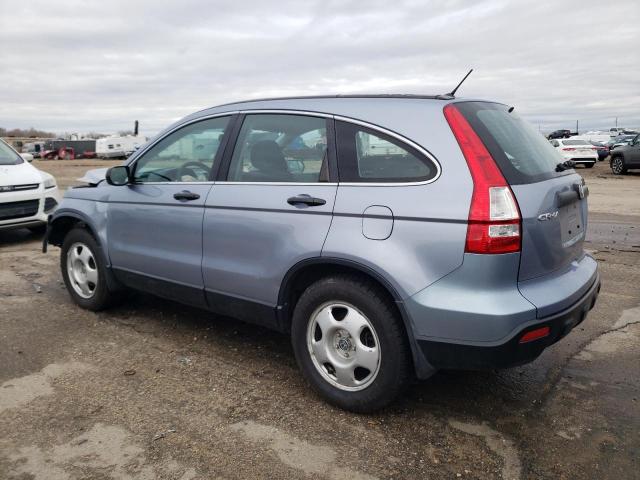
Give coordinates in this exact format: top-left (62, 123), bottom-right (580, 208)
top-left (243, 140), bottom-right (293, 182)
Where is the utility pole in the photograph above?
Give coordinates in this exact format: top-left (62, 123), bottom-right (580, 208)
top-left (615, 117), bottom-right (618, 128)
top-left (576, 120), bottom-right (579, 134)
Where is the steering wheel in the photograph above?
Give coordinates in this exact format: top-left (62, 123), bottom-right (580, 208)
top-left (177, 161), bottom-right (211, 181)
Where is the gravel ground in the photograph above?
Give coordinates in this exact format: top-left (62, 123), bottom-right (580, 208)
top-left (1, 159), bottom-right (638, 479)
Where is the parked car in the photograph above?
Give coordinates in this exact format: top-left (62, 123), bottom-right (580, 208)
top-left (610, 134), bottom-right (640, 175)
top-left (590, 141), bottom-right (609, 160)
top-left (549, 138), bottom-right (598, 167)
top-left (0, 138), bottom-right (60, 232)
top-left (44, 96), bottom-right (600, 411)
top-left (607, 134), bottom-right (636, 151)
top-left (609, 127), bottom-right (638, 137)
top-left (548, 129), bottom-right (572, 139)
top-left (41, 146), bottom-right (75, 160)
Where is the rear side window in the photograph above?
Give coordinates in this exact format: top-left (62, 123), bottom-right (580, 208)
top-left (227, 114), bottom-right (329, 183)
top-left (336, 121), bottom-right (436, 183)
top-left (455, 102), bottom-right (568, 184)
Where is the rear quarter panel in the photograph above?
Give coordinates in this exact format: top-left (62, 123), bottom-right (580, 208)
top-left (321, 99), bottom-right (473, 299)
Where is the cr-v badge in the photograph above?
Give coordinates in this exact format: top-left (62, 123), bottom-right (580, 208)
top-left (538, 211), bottom-right (559, 221)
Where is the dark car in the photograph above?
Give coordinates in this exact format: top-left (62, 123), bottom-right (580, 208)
top-left (610, 134), bottom-right (640, 175)
top-left (607, 134), bottom-right (636, 151)
top-left (590, 141), bottom-right (609, 161)
top-left (548, 129), bottom-right (572, 139)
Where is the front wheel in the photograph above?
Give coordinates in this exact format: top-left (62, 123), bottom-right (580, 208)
top-left (60, 228), bottom-right (120, 311)
top-left (291, 275), bottom-right (411, 412)
top-left (611, 156), bottom-right (627, 175)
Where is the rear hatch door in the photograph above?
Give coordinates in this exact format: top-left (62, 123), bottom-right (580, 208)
top-left (455, 101), bottom-right (596, 314)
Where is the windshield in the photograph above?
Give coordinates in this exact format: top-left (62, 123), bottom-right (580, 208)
top-left (562, 140), bottom-right (589, 146)
top-left (0, 139), bottom-right (23, 165)
top-left (455, 101), bottom-right (568, 184)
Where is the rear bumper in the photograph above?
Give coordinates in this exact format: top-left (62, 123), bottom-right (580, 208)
top-left (417, 273), bottom-right (601, 370)
top-left (569, 157), bottom-right (597, 164)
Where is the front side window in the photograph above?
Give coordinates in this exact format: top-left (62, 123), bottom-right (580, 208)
top-left (336, 121), bottom-right (436, 183)
top-left (227, 114), bottom-right (329, 183)
top-left (134, 116), bottom-right (230, 183)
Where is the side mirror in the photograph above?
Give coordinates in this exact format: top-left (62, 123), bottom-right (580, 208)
top-left (105, 165), bottom-right (131, 186)
top-left (20, 153), bottom-right (34, 162)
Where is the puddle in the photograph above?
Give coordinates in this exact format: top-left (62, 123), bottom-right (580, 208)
top-left (231, 420), bottom-right (377, 480)
top-left (449, 419), bottom-right (522, 480)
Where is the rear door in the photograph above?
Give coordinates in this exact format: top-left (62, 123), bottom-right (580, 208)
top-left (202, 113), bottom-right (337, 325)
top-left (455, 102), bottom-right (590, 278)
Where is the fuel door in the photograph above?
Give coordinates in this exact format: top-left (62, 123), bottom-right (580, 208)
top-left (362, 205), bottom-right (394, 240)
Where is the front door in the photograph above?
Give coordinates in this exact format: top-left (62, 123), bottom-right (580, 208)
top-left (629, 135), bottom-right (640, 166)
top-left (202, 113), bottom-right (337, 325)
top-left (107, 115), bottom-right (232, 307)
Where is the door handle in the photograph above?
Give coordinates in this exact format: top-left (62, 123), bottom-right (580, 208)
top-left (287, 194), bottom-right (326, 207)
top-left (173, 190), bottom-right (200, 201)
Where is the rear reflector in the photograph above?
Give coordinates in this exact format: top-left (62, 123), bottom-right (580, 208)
top-left (519, 326), bottom-right (550, 344)
top-left (443, 104), bottom-right (522, 254)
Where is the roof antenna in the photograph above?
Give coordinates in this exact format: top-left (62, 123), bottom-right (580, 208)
top-left (437, 69), bottom-right (473, 99)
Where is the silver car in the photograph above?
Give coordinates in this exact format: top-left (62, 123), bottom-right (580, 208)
top-left (45, 95), bottom-right (600, 412)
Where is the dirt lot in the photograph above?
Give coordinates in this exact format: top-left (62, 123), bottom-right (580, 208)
top-left (1, 159), bottom-right (639, 479)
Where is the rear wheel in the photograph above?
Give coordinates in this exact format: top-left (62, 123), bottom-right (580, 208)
top-left (291, 275), bottom-right (411, 412)
top-left (60, 228), bottom-right (119, 311)
top-left (611, 156), bottom-right (627, 175)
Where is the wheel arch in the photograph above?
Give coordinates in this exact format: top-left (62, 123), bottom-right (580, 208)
top-left (277, 257), bottom-right (436, 379)
top-left (46, 209), bottom-right (123, 292)
top-left (46, 210), bottom-right (101, 249)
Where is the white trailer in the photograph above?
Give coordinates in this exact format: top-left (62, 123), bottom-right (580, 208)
top-left (96, 135), bottom-right (146, 159)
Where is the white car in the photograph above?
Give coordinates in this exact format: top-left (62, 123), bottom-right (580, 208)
top-left (549, 138), bottom-right (598, 168)
top-left (0, 138), bottom-right (61, 232)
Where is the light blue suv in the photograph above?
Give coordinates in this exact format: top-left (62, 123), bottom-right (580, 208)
top-left (45, 95), bottom-right (600, 412)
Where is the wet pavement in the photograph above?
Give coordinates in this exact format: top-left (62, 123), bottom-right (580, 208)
top-left (1, 160), bottom-right (639, 479)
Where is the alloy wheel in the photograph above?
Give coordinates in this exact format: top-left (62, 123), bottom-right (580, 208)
top-left (612, 157), bottom-right (624, 174)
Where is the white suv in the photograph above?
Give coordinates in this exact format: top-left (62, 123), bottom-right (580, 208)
top-left (0, 138), bottom-right (60, 232)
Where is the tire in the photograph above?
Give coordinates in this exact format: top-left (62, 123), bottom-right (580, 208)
top-left (291, 275), bottom-right (411, 412)
top-left (60, 228), bottom-right (119, 311)
top-left (585, 163), bottom-right (594, 168)
top-left (611, 156), bottom-right (627, 175)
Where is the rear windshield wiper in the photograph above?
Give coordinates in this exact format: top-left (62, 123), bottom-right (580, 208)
top-left (556, 160), bottom-right (575, 172)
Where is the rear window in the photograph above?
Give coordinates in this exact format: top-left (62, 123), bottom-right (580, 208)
top-left (455, 101), bottom-right (569, 184)
top-left (562, 140), bottom-right (589, 146)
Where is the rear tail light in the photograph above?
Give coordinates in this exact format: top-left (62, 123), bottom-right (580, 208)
top-left (519, 326), bottom-right (550, 344)
top-left (562, 147), bottom-right (576, 151)
top-left (443, 104), bottom-right (521, 254)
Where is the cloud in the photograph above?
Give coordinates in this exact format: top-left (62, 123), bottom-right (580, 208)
top-left (0, 0), bottom-right (638, 135)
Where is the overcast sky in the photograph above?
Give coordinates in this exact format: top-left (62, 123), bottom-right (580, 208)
top-left (1, 0), bottom-right (638, 136)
